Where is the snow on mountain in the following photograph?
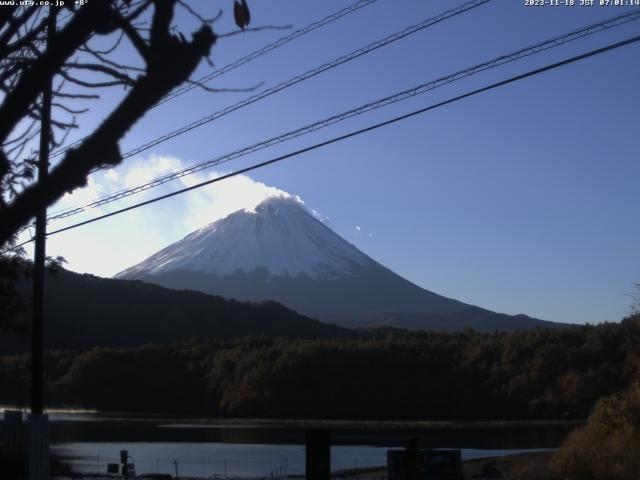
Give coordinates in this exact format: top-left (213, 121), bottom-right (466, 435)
top-left (116, 196), bottom-right (374, 280)
top-left (116, 194), bottom-right (557, 331)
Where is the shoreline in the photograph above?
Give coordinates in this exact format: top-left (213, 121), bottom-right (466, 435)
top-left (2, 407), bottom-right (586, 429)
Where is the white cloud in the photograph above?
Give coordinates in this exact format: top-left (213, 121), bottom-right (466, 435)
top-left (177, 170), bottom-right (294, 231)
top-left (58, 175), bottom-right (103, 208)
top-left (50, 155), bottom-right (179, 213)
top-left (105, 169), bottom-right (119, 182)
top-left (123, 154), bottom-right (181, 188)
top-left (35, 154), bottom-right (302, 277)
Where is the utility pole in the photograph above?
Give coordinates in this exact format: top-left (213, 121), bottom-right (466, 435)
top-left (28, 6), bottom-right (55, 480)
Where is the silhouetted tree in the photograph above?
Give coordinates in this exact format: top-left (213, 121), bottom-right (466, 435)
top-left (0, 0), bottom-right (229, 246)
top-left (0, 1), bottom-right (263, 329)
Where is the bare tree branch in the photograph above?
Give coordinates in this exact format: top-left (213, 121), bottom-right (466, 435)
top-left (185, 78), bottom-right (264, 93)
top-left (0, 2), bottom-right (118, 145)
top-left (115, 10), bottom-right (151, 63)
top-left (79, 45), bottom-right (145, 72)
top-left (59, 69), bottom-right (130, 89)
top-left (53, 92), bottom-right (100, 99)
top-left (0, 6), bottom-right (38, 58)
top-left (50, 121), bottom-right (74, 149)
top-left (0, 1), bottom-right (217, 244)
top-left (177, 1), bottom-right (223, 24)
top-left (217, 25), bottom-right (292, 39)
top-left (62, 62), bottom-right (138, 86)
top-left (124, 0), bottom-right (154, 23)
top-left (80, 30), bottom-right (125, 56)
top-left (2, 118), bottom-right (38, 147)
top-left (52, 103), bottom-right (90, 115)
top-left (0, 6), bottom-right (17, 34)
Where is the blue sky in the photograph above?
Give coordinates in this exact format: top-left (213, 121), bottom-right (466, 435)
top-left (21, 0), bottom-right (640, 325)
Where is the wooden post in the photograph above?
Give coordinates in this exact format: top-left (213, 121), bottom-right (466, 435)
top-left (404, 438), bottom-right (419, 480)
top-left (305, 429), bottom-right (331, 480)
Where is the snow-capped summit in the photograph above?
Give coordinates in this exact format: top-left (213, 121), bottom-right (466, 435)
top-left (117, 196), bottom-right (555, 332)
top-left (116, 196), bottom-right (374, 280)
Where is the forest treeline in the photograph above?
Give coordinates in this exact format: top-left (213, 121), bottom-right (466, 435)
top-left (1, 314), bottom-right (639, 420)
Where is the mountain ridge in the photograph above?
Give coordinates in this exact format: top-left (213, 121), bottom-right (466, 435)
top-left (117, 196), bottom-right (560, 332)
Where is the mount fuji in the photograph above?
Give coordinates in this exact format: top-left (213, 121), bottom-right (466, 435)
top-left (116, 196), bottom-right (555, 331)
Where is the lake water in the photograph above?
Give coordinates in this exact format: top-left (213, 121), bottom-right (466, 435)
top-left (51, 442), bottom-right (553, 478)
top-left (4, 410), bottom-right (576, 478)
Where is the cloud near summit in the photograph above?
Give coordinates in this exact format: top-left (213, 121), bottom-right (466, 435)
top-left (31, 154), bottom-right (304, 277)
top-left (60, 154), bottom-right (300, 229)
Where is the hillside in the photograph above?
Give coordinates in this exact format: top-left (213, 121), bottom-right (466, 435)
top-left (0, 268), bottom-right (350, 353)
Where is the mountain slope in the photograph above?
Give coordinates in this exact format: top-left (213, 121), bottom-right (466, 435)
top-left (1, 268), bottom-right (350, 353)
top-left (117, 195), bottom-right (373, 280)
top-left (117, 196), bottom-right (558, 332)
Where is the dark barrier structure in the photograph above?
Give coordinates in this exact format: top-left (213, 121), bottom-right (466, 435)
top-left (0, 410), bottom-right (27, 478)
top-left (306, 429), bottom-right (331, 480)
top-left (388, 442), bottom-right (462, 480)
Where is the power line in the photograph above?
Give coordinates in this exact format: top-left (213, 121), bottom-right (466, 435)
top-left (43, 9), bottom-right (640, 223)
top-left (5, 32), bottom-right (638, 255)
top-left (48, 0), bottom-right (382, 160)
top-left (46, 0), bottom-right (493, 169)
top-left (44, 0), bottom-right (493, 221)
top-left (108, 0), bottom-right (492, 161)
top-left (158, 0), bottom-right (382, 106)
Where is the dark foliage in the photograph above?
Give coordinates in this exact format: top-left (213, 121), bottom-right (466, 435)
top-left (0, 268), bottom-right (350, 353)
top-left (0, 255), bottom-right (65, 332)
top-left (0, 256), bottom-right (30, 331)
top-left (552, 381), bottom-right (640, 480)
top-left (1, 315), bottom-right (638, 420)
